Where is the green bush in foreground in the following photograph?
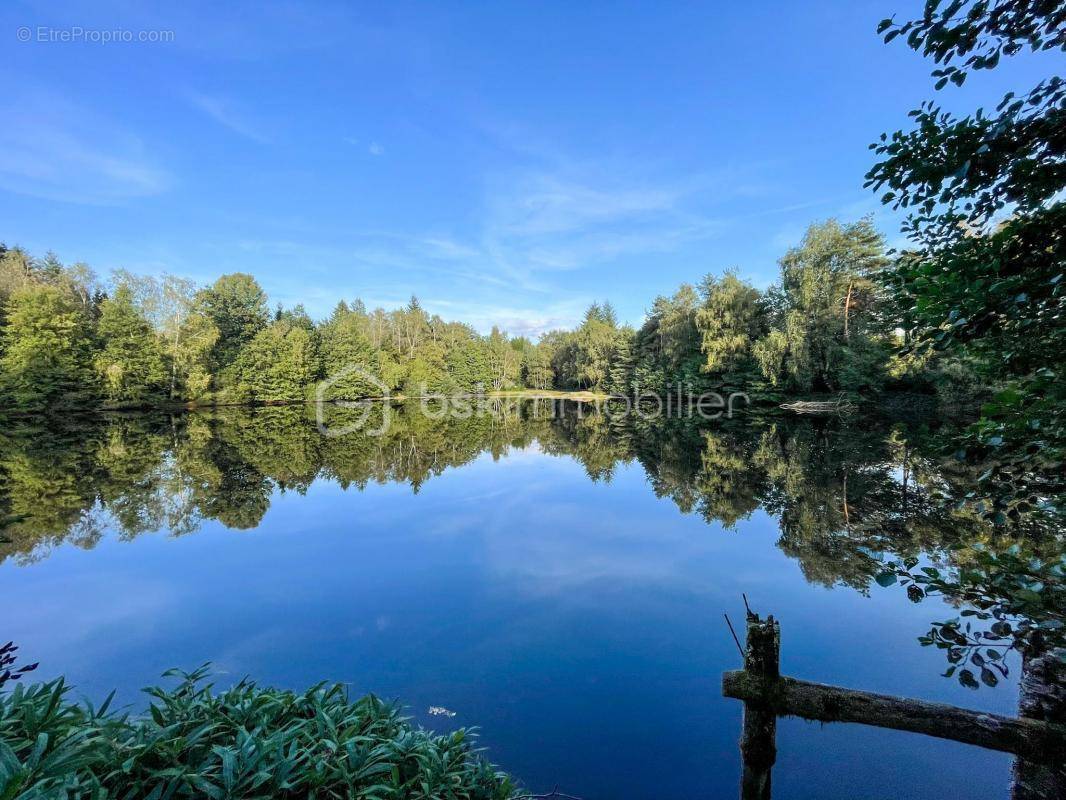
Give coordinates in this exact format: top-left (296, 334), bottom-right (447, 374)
top-left (0, 666), bottom-right (516, 799)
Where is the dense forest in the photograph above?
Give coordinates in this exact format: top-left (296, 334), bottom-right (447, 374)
top-left (0, 217), bottom-right (986, 412)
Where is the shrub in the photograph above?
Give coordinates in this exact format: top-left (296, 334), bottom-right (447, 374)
top-left (0, 666), bottom-right (516, 799)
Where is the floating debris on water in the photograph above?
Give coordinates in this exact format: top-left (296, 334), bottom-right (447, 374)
top-left (428, 706), bottom-right (456, 717)
top-left (779, 394), bottom-right (856, 415)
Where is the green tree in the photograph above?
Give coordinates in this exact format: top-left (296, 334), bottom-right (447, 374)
top-left (868, 0), bottom-right (1065, 520)
top-left (695, 270), bottom-right (767, 383)
top-left (754, 219), bottom-right (888, 392)
top-left (275, 303), bottom-right (314, 330)
top-left (197, 273), bottom-right (269, 370)
top-left (544, 329), bottom-right (579, 390)
top-left (403, 350), bottom-right (450, 396)
top-left (170, 311), bottom-right (219, 401)
top-left (0, 285), bottom-right (94, 410)
top-left (233, 320), bottom-right (320, 402)
top-left (485, 327), bottom-right (520, 390)
top-left (389, 296), bottom-right (431, 359)
top-left (34, 251), bottom-right (64, 283)
top-left (632, 286), bottom-right (703, 393)
top-left (444, 331), bottom-right (492, 393)
top-left (318, 306), bottom-right (382, 399)
top-left (113, 271), bottom-right (219, 400)
top-left (94, 285), bottom-right (167, 404)
top-left (606, 326), bottom-right (635, 395)
top-left (573, 304), bottom-right (620, 392)
top-left (524, 339), bottom-right (556, 391)
top-left (0, 245), bottom-right (34, 330)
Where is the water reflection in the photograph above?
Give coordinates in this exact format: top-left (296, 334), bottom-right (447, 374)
top-left (0, 401), bottom-right (996, 583)
top-left (4, 400), bottom-right (1059, 799)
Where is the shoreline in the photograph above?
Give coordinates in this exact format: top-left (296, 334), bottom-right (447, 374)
top-left (0, 389), bottom-right (950, 419)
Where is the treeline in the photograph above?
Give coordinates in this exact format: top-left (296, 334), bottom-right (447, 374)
top-left (550, 217), bottom-right (925, 398)
top-left (0, 245), bottom-right (535, 409)
top-left (0, 218), bottom-right (978, 411)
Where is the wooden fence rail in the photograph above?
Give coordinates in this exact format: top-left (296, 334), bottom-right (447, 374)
top-left (722, 608), bottom-right (1065, 800)
top-left (723, 670), bottom-right (1066, 761)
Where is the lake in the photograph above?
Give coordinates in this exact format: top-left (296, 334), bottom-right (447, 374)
top-left (0, 399), bottom-right (1028, 799)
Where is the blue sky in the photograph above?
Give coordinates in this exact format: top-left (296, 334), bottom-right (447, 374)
top-left (0, 1), bottom-right (1052, 335)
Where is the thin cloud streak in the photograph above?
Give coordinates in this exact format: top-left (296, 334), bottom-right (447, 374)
top-left (424, 297), bottom-right (590, 337)
top-left (210, 157), bottom-right (834, 330)
top-left (0, 83), bottom-right (169, 205)
top-left (184, 90), bottom-right (272, 143)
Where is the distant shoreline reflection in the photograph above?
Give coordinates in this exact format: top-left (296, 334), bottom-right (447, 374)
top-left (2, 400), bottom-right (995, 589)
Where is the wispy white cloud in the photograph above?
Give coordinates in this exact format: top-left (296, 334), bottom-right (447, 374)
top-left (489, 173), bottom-right (678, 236)
top-left (343, 234), bottom-right (514, 289)
top-left (168, 136), bottom-right (838, 332)
top-left (422, 297), bottom-right (589, 338)
top-left (184, 89), bottom-right (271, 143)
top-left (0, 83), bottom-right (169, 204)
top-left (341, 138), bottom-right (385, 157)
top-left (474, 164), bottom-right (727, 290)
top-left (213, 157), bottom-right (800, 330)
top-left (768, 195), bottom-right (908, 254)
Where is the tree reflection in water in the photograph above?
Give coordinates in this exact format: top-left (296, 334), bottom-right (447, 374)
top-left (1, 399), bottom-right (1061, 684)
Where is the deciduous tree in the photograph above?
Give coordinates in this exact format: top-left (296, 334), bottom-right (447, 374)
top-left (94, 285), bottom-right (167, 404)
top-left (868, 0), bottom-right (1065, 520)
top-left (0, 285), bottom-right (94, 410)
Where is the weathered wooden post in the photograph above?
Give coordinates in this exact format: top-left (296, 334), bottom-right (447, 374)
top-left (1012, 647), bottom-right (1066, 800)
top-left (739, 609), bottom-right (780, 800)
top-left (724, 609), bottom-right (1066, 798)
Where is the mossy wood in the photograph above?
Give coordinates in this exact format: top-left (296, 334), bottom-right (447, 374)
top-left (723, 669), bottom-right (1066, 762)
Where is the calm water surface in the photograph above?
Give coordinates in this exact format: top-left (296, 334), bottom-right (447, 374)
top-left (1, 401), bottom-right (1024, 798)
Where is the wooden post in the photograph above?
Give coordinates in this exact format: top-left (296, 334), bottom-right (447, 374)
top-left (1012, 647), bottom-right (1066, 800)
top-left (724, 611), bottom-right (1066, 798)
top-left (739, 610), bottom-right (780, 800)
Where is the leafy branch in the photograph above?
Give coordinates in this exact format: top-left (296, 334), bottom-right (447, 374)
top-left (877, 544), bottom-right (1066, 688)
top-left (0, 641), bottom-right (37, 689)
